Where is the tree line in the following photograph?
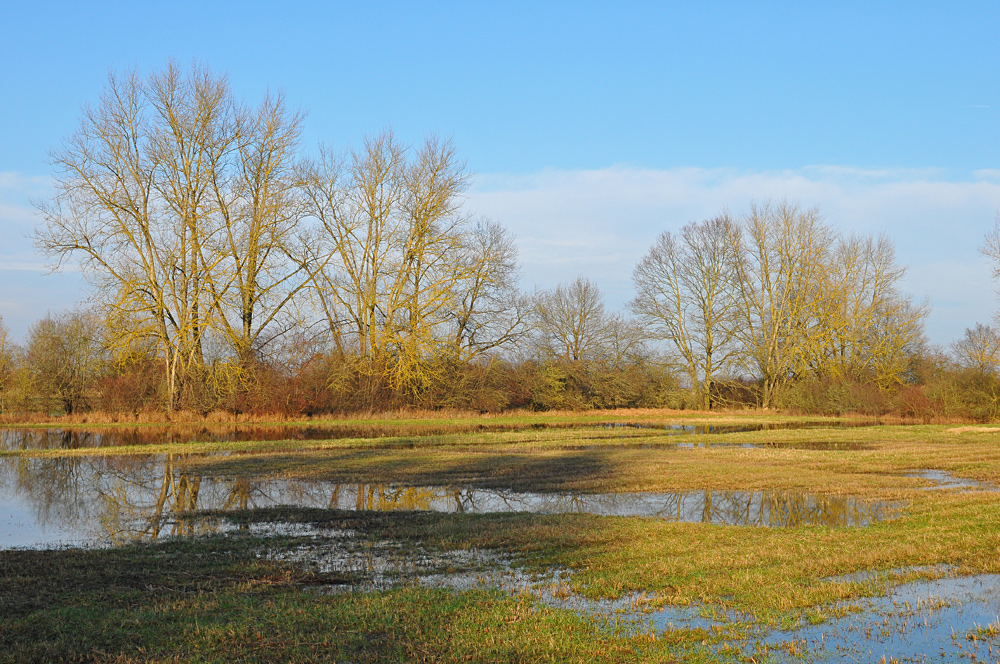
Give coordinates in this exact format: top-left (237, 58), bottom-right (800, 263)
top-left (3, 62), bottom-right (1000, 419)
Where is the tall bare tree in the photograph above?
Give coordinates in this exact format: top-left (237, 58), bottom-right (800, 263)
top-left (728, 202), bottom-right (833, 407)
top-left (534, 277), bottom-right (615, 362)
top-left (631, 214), bottom-right (739, 409)
top-left (209, 91), bottom-right (313, 364)
top-left (37, 63), bottom-right (316, 409)
top-left (302, 131), bottom-right (498, 397)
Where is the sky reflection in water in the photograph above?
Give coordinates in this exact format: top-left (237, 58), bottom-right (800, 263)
top-left (0, 454), bottom-right (900, 549)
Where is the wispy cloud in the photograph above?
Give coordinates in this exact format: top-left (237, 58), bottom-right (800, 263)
top-left (0, 260), bottom-right (51, 272)
top-left (469, 165), bottom-right (1000, 344)
top-left (1, 166), bottom-right (997, 344)
top-left (0, 172), bottom-right (87, 340)
top-left (0, 171), bottom-right (51, 195)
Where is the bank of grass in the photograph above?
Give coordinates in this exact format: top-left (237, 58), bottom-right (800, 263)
top-left (32, 421), bottom-right (991, 495)
top-left (0, 533), bottom-right (696, 664)
top-left (0, 406), bottom-right (860, 430)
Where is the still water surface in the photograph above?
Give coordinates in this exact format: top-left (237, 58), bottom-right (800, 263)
top-left (0, 421), bottom-right (862, 451)
top-left (0, 454), bottom-right (901, 548)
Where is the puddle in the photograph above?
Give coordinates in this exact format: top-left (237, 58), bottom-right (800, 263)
top-left (659, 440), bottom-right (875, 451)
top-left (259, 526), bottom-right (500, 591)
top-left (557, 571), bottom-right (1000, 662)
top-left (0, 455), bottom-right (901, 549)
top-left (754, 440), bottom-right (876, 451)
top-left (247, 521), bottom-right (726, 630)
top-left (908, 470), bottom-right (999, 492)
top-left (0, 420), bottom-right (865, 451)
top-left (755, 574), bottom-right (1000, 663)
top-left (824, 564), bottom-right (955, 585)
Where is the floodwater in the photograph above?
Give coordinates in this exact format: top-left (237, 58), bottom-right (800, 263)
top-left (758, 574), bottom-right (1000, 662)
top-left (243, 520), bottom-right (1000, 662)
top-left (531, 571), bottom-right (1000, 662)
top-left (0, 454), bottom-right (901, 549)
top-left (0, 420), bottom-right (863, 451)
top-left (910, 469), bottom-right (999, 492)
top-left (0, 423), bottom-right (512, 450)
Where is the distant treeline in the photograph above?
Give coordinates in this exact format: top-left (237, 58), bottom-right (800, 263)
top-left (3, 62), bottom-right (1000, 420)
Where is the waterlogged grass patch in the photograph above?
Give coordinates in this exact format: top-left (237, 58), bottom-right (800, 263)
top-left (0, 531), bottom-right (700, 664)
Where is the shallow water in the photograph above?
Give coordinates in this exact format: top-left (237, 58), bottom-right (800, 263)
top-left (460, 563), bottom-right (1000, 661)
top-left (248, 521), bottom-right (1000, 661)
top-left (0, 455), bottom-right (900, 548)
top-left (758, 574), bottom-right (1000, 662)
top-left (909, 469), bottom-right (999, 492)
top-left (0, 423), bottom-right (514, 450)
top-left (0, 420), bottom-right (864, 451)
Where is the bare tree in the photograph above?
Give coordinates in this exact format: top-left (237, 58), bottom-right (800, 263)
top-left (37, 64), bottom-right (231, 408)
top-left (0, 315), bottom-right (12, 413)
top-left (302, 131), bottom-right (485, 397)
top-left (631, 214), bottom-right (739, 409)
top-left (451, 219), bottom-right (528, 361)
top-left (209, 91), bottom-right (314, 365)
top-left (533, 277), bottom-right (614, 362)
top-left (36, 62), bottom-right (316, 409)
top-left (804, 233), bottom-right (927, 388)
top-left (0, 315), bottom-right (9, 378)
top-left (728, 202), bottom-right (833, 407)
top-left (952, 323), bottom-right (1000, 376)
top-left (24, 310), bottom-right (105, 414)
top-left (983, 214), bottom-right (1000, 289)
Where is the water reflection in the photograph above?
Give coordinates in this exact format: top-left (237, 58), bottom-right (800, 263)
top-left (0, 425), bottom-right (476, 450)
top-left (0, 420), bottom-right (861, 451)
top-left (0, 455), bottom-right (901, 549)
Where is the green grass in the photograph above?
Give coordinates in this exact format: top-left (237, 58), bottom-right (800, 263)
top-left (0, 530), bottom-right (696, 663)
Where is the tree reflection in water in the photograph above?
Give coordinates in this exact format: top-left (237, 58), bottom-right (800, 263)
top-left (0, 421), bottom-right (857, 452)
top-left (0, 456), bottom-right (901, 548)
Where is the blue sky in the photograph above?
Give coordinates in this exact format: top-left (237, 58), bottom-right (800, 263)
top-left (2, 2), bottom-right (999, 342)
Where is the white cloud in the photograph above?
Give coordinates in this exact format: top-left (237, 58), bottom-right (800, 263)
top-left (0, 172), bottom-right (50, 192)
top-left (468, 166), bottom-right (1000, 344)
top-left (0, 260), bottom-right (51, 272)
top-left (0, 173), bottom-right (87, 340)
top-left (1, 166), bottom-right (998, 345)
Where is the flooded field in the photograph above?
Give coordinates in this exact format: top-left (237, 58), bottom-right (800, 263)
top-left (3, 417), bottom-right (999, 663)
top-left (0, 454), bottom-right (901, 548)
top-left (0, 420), bottom-right (861, 450)
top-left (243, 517), bottom-right (1000, 663)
